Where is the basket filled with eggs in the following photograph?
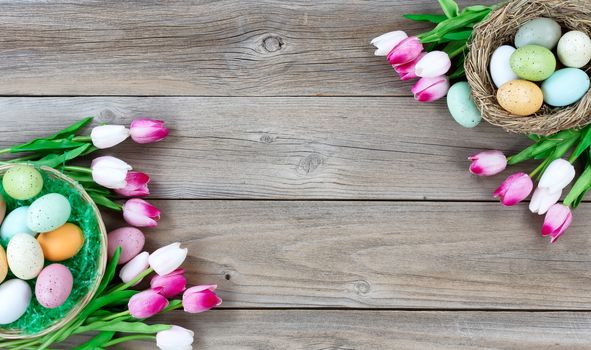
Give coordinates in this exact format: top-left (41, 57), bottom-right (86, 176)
top-left (0, 164), bottom-right (107, 339)
top-left (465, 0), bottom-right (591, 135)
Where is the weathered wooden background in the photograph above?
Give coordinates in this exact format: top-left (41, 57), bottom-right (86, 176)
top-left (2, 0), bottom-right (591, 349)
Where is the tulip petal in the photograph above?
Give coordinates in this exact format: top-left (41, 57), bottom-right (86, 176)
top-left (130, 118), bottom-right (170, 144)
top-left (128, 289), bottom-right (169, 319)
top-left (371, 31), bottom-right (408, 56)
top-left (468, 150), bottom-right (507, 176)
top-left (91, 125), bottom-right (130, 149)
top-left (182, 286), bottom-right (222, 314)
top-left (411, 76), bottom-right (450, 102)
top-left (414, 51), bottom-right (452, 78)
top-left (387, 36), bottom-right (423, 66)
top-left (542, 204), bottom-right (572, 242)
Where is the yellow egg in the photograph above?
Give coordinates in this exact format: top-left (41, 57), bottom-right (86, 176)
top-left (0, 245), bottom-right (7, 283)
top-left (37, 223), bottom-right (84, 262)
top-left (497, 80), bottom-right (544, 116)
top-left (0, 196), bottom-right (6, 225)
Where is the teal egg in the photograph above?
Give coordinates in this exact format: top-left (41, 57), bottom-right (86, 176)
top-left (446, 82), bottom-right (481, 128)
top-left (510, 45), bottom-right (556, 81)
top-left (0, 206), bottom-right (36, 241)
top-left (541, 68), bottom-right (590, 107)
top-left (26, 193), bottom-right (71, 233)
top-left (2, 165), bottom-right (43, 200)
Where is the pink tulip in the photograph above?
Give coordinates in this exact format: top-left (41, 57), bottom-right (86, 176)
top-left (387, 36), bottom-right (423, 66)
top-left (414, 51), bottom-right (451, 78)
top-left (123, 198), bottom-right (161, 227)
top-left (468, 150), bottom-right (507, 176)
top-left (411, 76), bottom-right (450, 102)
top-left (542, 204), bottom-right (572, 243)
top-left (128, 288), bottom-right (169, 319)
top-left (182, 285), bottom-right (222, 314)
top-left (151, 269), bottom-right (187, 298)
top-left (130, 118), bottom-right (169, 144)
top-left (393, 53), bottom-right (426, 81)
top-left (114, 171), bottom-right (150, 197)
top-left (371, 31), bottom-right (408, 56)
top-left (493, 172), bottom-right (533, 206)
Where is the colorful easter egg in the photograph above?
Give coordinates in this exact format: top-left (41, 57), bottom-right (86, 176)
top-left (0, 246), bottom-right (7, 284)
top-left (27, 193), bottom-right (71, 233)
top-left (107, 227), bottom-right (145, 265)
top-left (6, 233), bottom-right (44, 280)
top-left (0, 206), bottom-right (36, 241)
top-left (510, 45), bottom-right (556, 81)
top-left (37, 223), bottom-right (84, 261)
top-left (490, 45), bottom-right (518, 88)
top-left (515, 18), bottom-right (562, 49)
top-left (497, 80), bottom-right (544, 116)
top-left (2, 165), bottom-right (43, 200)
top-left (541, 68), bottom-right (590, 107)
top-left (0, 279), bottom-right (32, 324)
top-left (447, 81), bottom-right (481, 128)
top-left (557, 31), bottom-right (591, 68)
top-left (35, 264), bottom-right (74, 309)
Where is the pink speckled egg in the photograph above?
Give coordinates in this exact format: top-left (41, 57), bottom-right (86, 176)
top-left (107, 227), bottom-right (145, 265)
top-left (35, 264), bottom-right (73, 309)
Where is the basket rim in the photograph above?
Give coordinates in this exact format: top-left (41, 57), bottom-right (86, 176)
top-left (0, 164), bottom-right (108, 340)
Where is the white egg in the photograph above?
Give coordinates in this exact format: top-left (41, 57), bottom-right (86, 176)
top-left (557, 31), bottom-right (591, 68)
top-left (0, 279), bottom-right (32, 324)
top-left (7, 233), bottom-right (44, 280)
top-left (490, 45), bottom-right (519, 88)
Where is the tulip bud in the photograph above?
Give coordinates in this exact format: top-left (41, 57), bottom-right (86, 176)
top-left (90, 125), bottom-right (130, 149)
top-left (411, 76), bottom-right (450, 102)
top-left (542, 204), bottom-right (572, 243)
top-left (128, 288), bottom-right (169, 319)
top-left (370, 30), bottom-right (408, 56)
top-left (114, 171), bottom-right (150, 197)
top-left (538, 159), bottom-right (575, 194)
top-left (156, 325), bottom-right (194, 350)
top-left (493, 172), bottom-right (533, 206)
top-left (123, 198), bottom-right (161, 228)
top-left (182, 285), bottom-right (222, 314)
top-left (393, 53), bottom-right (426, 81)
top-left (130, 118), bottom-right (170, 144)
top-left (119, 251), bottom-right (149, 285)
top-left (468, 150), bottom-right (507, 176)
top-left (387, 36), bottom-right (423, 66)
top-left (414, 51), bottom-right (451, 78)
top-left (529, 187), bottom-right (561, 215)
top-left (149, 242), bottom-right (188, 276)
top-left (151, 269), bottom-right (187, 298)
top-left (91, 156), bottom-right (132, 189)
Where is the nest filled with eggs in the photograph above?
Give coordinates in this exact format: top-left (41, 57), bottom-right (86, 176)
top-left (465, 0), bottom-right (591, 135)
top-left (0, 165), bottom-right (107, 339)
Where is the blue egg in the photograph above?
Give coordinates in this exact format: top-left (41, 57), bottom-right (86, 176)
top-left (0, 206), bottom-right (36, 241)
top-left (541, 68), bottom-right (590, 107)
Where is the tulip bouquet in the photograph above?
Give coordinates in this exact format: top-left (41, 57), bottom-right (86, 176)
top-left (0, 117), bottom-right (221, 348)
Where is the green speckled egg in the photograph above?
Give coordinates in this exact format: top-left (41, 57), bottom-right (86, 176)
top-left (26, 193), bottom-right (71, 233)
top-left (510, 45), bottom-right (556, 81)
top-left (2, 165), bottom-right (43, 200)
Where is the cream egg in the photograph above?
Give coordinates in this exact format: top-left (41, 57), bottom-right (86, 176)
top-left (7, 233), bottom-right (44, 280)
top-left (557, 31), bottom-right (591, 68)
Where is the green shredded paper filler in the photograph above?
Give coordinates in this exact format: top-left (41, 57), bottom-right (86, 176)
top-left (0, 169), bottom-right (102, 335)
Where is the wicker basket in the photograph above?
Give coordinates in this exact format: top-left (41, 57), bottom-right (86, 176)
top-left (465, 0), bottom-right (591, 135)
top-left (0, 165), bottom-right (108, 339)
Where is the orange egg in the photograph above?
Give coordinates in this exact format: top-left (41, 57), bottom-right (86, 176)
top-left (37, 223), bottom-right (84, 261)
top-left (0, 245), bottom-right (7, 283)
top-left (497, 80), bottom-right (544, 116)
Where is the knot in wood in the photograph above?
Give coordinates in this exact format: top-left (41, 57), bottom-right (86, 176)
top-left (97, 109), bottom-right (117, 123)
top-left (259, 134), bottom-right (275, 144)
top-left (353, 280), bottom-right (371, 295)
top-left (262, 35), bottom-right (284, 53)
top-left (297, 153), bottom-right (324, 174)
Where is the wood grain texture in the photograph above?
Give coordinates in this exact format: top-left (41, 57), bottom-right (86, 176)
top-left (0, 97), bottom-right (530, 200)
top-left (0, 0), bottom-right (495, 96)
top-left (119, 200), bottom-right (591, 310)
top-left (62, 310), bottom-right (591, 349)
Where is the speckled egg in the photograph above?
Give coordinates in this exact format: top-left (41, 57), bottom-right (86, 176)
top-left (6, 233), bottom-right (44, 280)
top-left (2, 165), bottom-right (43, 200)
top-left (557, 31), bottom-right (591, 68)
top-left (27, 193), bottom-right (71, 233)
top-left (497, 80), bottom-right (544, 116)
top-left (107, 227), bottom-right (145, 265)
top-left (0, 246), bottom-right (7, 284)
top-left (541, 68), bottom-right (590, 107)
top-left (510, 45), bottom-right (556, 81)
top-left (515, 18), bottom-right (562, 49)
top-left (37, 223), bottom-right (84, 261)
top-left (0, 206), bottom-right (36, 241)
top-left (0, 279), bottom-right (32, 324)
top-left (35, 264), bottom-right (73, 309)
top-left (0, 196), bottom-right (6, 225)
top-left (447, 82), bottom-right (481, 128)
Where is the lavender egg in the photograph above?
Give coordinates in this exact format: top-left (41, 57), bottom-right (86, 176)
top-left (35, 264), bottom-right (73, 309)
top-left (107, 227), bottom-right (145, 265)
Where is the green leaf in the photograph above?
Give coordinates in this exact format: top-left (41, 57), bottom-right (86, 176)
top-left (419, 9), bottom-right (491, 43)
top-left (72, 331), bottom-right (115, 350)
top-left (47, 117), bottom-right (93, 141)
top-left (438, 0), bottom-right (460, 18)
top-left (461, 5), bottom-right (491, 14)
top-left (403, 13), bottom-right (448, 24)
top-left (29, 143), bottom-right (91, 168)
top-left (564, 165), bottom-right (591, 207)
top-left (10, 138), bottom-right (88, 153)
top-left (93, 322), bottom-right (171, 334)
top-left (97, 247), bottom-right (121, 296)
top-left (570, 125), bottom-right (591, 162)
top-left (442, 30), bottom-right (472, 41)
top-left (90, 193), bottom-right (121, 211)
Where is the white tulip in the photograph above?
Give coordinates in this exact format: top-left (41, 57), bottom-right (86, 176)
top-left (156, 326), bottom-right (194, 350)
top-left (529, 187), bottom-right (562, 215)
top-left (91, 156), bottom-right (132, 189)
top-left (119, 252), bottom-right (149, 285)
top-left (414, 51), bottom-right (451, 78)
top-left (539, 159), bottom-right (575, 194)
top-left (370, 30), bottom-right (408, 56)
top-left (149, 242), bottom-right (188, 276)
top-left (90, 125), bottom-right (130, 149)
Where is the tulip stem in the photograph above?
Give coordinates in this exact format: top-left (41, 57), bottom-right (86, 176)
top-left (530, 159), bottom-right (550, 179)
top-left (107, 267), bottom-right (155, 294)
top-left (103, 335), bottom-right (156, 348)
top-left (72, 135), bottom-right (92, 143)
top-left (63, 165), bottom-right (92, 174)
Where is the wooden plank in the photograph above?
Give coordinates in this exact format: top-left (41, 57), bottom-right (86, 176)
top-left (0, 0), bottom-right (495, 96)
top-left (63, 310), bottom-right (591, 349)
top-left (0, 97), bottom-right (530, 200)
top-left (118, 200), bottom-right (591, 310)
